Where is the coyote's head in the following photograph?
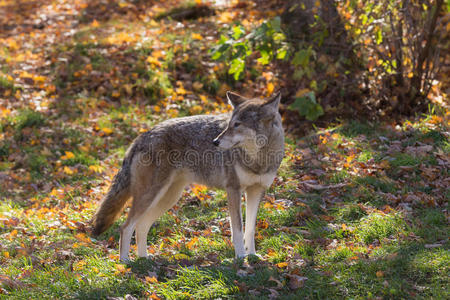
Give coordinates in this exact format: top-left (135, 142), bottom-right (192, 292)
top-left (213, 91), bottom-right (282, 151)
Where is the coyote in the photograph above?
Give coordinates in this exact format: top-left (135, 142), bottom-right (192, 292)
top-left (91, 91), bottom-right (285, 261)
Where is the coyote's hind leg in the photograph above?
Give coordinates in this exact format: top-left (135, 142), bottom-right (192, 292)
top-left (135, 178), bottom-right (187, 258)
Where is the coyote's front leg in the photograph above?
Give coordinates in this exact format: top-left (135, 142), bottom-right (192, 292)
top-left (244, 185), bottom-right (265, 255)
top-left (226, 188), bottom-right (245, 258)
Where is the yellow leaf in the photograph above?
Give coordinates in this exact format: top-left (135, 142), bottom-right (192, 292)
top-left (89, 165), bottom-right (104, 173)
top-left (295, 88), bottom-right (310, 98)
top-left (264, 202), bottom-right (273, 209)
top-left (75, 233), bottom-right (91, 243)
top-left (33, 75), bottom-right (46, 83)
top-left (101, 127), bottom-right (113, 135)
top-left (190, 105), bottom-right (203, 115)
top-left (267, 82), bottom-right (274, 95)
top-left (219, 11), bottom-right (233, 23)
top-left (7, 39), bottom-right (19, 51)
top-left (176, 87), bottom-right (187, 95)
top-left (186, 237), bottom-right (198, 249)
top-left (146, 56), bottom-right (162, 67)
top-left (167, 109), bottom-right (178, 118)
top-left (74, 260), bottom-right (87, 271)
top-left (174, 253), bottom-right (190, 260)
top-left (49, 188), bottom-right (58, 197)
top-left (111, 91), bottom-right (120, 98)
top-left (145, 276), bottom-right (158, 283)
top-left (191, 33), bottom-right (203, 40)
top-left (1, 107), bottom-right (11, 118)
top-left (346, 154), bottom-right (354, 163)
top-left (152, 50), bottom-right (165, 59)
top-left (149, 293), bottom-right (161, 300)
top-left (276, 262), bottom-right (288, 268)
top-left (79, 145), bottom-right (90, 152)
top-left (63, 166), bottom-right (74, 175)
top-left (61, 151), bottom-right (75, 160)
top-left (10, 229), bottom-right (18, 237)
top-left (91, 19), bottom-right (99, 27)
top-left (115, 263), bottom-right (126, 273)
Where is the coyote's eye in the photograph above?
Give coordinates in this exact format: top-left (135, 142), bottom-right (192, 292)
top-left (234, 122), bottom-right (241, 128)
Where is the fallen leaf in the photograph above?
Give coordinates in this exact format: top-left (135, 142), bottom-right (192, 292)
top-left (276, 262), bottom-right (288, 268)
top-left (287, 274), bottom-right (308, 290)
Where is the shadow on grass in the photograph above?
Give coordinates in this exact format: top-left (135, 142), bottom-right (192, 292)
top-left (78, 238), bottom-right (448, 299)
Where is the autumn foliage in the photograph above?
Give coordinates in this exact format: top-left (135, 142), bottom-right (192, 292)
top-left (0, 0), bottom-right (448, 299)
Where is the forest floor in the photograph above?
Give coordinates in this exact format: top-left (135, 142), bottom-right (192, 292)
top-left (0, 0), bottom-right (448, 299)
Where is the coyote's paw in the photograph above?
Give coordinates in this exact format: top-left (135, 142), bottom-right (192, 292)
top-left (119, 256), bottom-right (130, 263)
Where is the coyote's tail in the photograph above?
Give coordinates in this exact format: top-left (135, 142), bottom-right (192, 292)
top-left (90, 151), bottom-right (134, 236)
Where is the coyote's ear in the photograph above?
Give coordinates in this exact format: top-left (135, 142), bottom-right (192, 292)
top-left (227, 91), bottom-right (246, 108)
top-left (262, 91), bottom-right (281, 113)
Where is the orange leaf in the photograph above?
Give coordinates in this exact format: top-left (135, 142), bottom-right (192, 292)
top-left (61, 151), bottom-right (75, 160)
top-left (276, 262), bottom-right (288, 268)
top-left (267, 82), bottom-right (274, 95)
top-left (191, 33), bottom-right (203, 40)
top-left (146, 56), bottom-right (162, 67)
top-left (186, 237), bottom-right (198, 249)
top-left (264, 202), bottom-right (273, 209)
top-left (63, 166), bottom-right (74, 175)
top-left (101, 127), bottom-right (113, 135)
top-left (145, 276), bottom-right (158, 283)
top-left (115, 264), bottom-right (126, 273)
top-left (149, 293), bottom-right (161, 300)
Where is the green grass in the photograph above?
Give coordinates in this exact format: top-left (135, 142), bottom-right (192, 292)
top-left (2, 116), bottom-right (449, 299)
top-left (355, 212), bottom-right (406, 244)
top-left (0, 74), bottom-right (16, 91)
top-left (355, 175), bottom-right (396, 193)
top-left (14, 109), bottom-right (45, 131)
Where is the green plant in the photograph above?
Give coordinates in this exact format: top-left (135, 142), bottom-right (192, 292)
top-left (289, 91), bottom-right (324, 121)
top-left (210, 17), bottom-right (289, 80)
top-left (15, 109), bottom-right (45, 130)
top-left (337, 0), bottom-right (445, 114)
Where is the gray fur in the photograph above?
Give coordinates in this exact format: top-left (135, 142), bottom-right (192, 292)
top-left (90, 92), bottom-right (285, 261)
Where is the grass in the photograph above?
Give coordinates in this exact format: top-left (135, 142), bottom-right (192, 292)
top-left (1, 115), bottom-right (449, 300)
top-left (13, 109), bottom-right (45, 131)
top-left (0, 1), bottom-right (448, 298)
top-left (2, 100), bottom-right (448, 299)
top-left (355, 212), bottom-right (406, 244)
